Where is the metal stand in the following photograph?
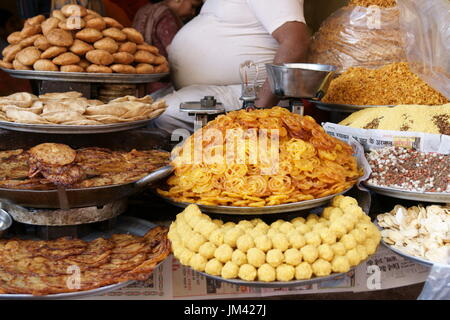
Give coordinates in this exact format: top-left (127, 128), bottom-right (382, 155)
top-left (180, 96), bottom-right (225, 130)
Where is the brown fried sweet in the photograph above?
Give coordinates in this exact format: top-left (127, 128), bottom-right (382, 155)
top-left (136, 43), bottom-right (159, 54)
top-left (110, 64), bottom-right (136, 74)
top-left (86, 64), bottom-right (112, 73)
top-left (3, 44), bottom-right (22, 62)
top-left (52, 10), bottom-right (66, 21)
top-left (20, 24), bottom-right (41, 38)
top-left (52, 52), bottom-right (80, 65)
top-left (103, 17), bottom-right (123, 29)
top-left (93, 37), bottom-right (118, 53)
top-left (121, 28), bottom-right (144, 44)
top-left (25, 15), bottom-right (45, 26)
top-left (33, 59), bottom-right (59, 71)
top-left (61, 4), bottom-right (87, 17)
top-left (155, 63), bottom-right (169, 73)
top-left (69, 39), bottom-right (93, 55)
top-left (118, 41), bottom-right (137, 54)
top-left (75, 28), bottom-right (103, 43)
top-left (85, 49), bottom-right (113, 65)
top-left (46, 28), bottom-right (73, 47)
top-left (0, 60), bottom-right (13, 69)
top-left (154, 55), bottom-right (167, 65)
top-left (41, 17), bottom-right (60, 35)
top-left (34, 35), bottom-right (51, 51)
top-left (41, 46), bottom-right (67, 59)
top-left (60, 64), bottom-right (84, 72)
top-left (78, 59), bottom-right (90, 69)
top-left (16, 47), bottom-right (41, 66)
top-left (102, 28), bottom-right (126, 41)
top-left (12, 59), bottom-right (31, 70)
top-left (19, 34), bottom-right (41, 48)
top-left (58, 16), bottom-right (86, 30)
top-left (7, 31), bottom-right (24, 44)
top-left (29, 143), bottom-right (76, 166)
top-left (112, 52), bottom-right (134, 64)
top-left (135, 63), bottom-right (154, 74)
top-left (134, 50), bottom-right (155, 64)
top-left (86, 17), bottom-right (106, 30)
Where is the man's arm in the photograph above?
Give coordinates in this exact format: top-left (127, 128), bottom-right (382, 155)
top-left (255, 21), bottom-right (311, 108)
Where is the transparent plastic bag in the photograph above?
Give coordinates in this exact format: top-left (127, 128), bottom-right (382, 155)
top-left (309, 5), bottom-right (406, 72)
top-left (397, 0), bottom-right (450, 100)
top-left (417, 264), bottom-right (450, 300)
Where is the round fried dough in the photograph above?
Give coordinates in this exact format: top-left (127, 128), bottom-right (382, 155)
top-left (59, 16), bottom-right (86, 30)
top-left (61, 4), bottom-right (87, 17)
top-left (0, 60), bottom-right (13, 69)
top-left (118, 42), bottom-right (137, 54)
top-left (112, 52), bottom-right (134, 64)
top-left (42, 17), bottom-right (60, 35)
top-left (75, 28), bottom-right (103, 43)
top-left (103, 17), bottom-right (123, 29)
top-left (155, 63), bottom-right (169, 73)
top-left (93, 37), bottom-right (118, 53)
top-left (121, 28), bottom-right (144, 44)
top-left (46, 28), bottom-right (74, 47)
top-left (13, 59), bottom-right (32, 70)
top-left (34, 35), bottom-right (51, 51)
top-left (52, 10), bottom-right (66, 21)
top-left (3, 44), bottom-right (22, 62)
top-left (7, 32), bottom-right (24, 44)
top-left (21, 24), bottom-right (41, 37)
top-left (19, 34), bottom-right (41, 48)
top-left (41, 46), bottom-right (67, 59)
top-left (25, 15), bottom-right (45, 26)
top-left (86, 17), bottom-right (106, 30)
top-left (33, 59), bottom-right (58, 71)
top-left (135, 63), bottom-right (154, 74)
top-left (29, 143), bottom-right (77, 166)
top-left (86, 64), bottom-right (112, 73)
top-left (102, 28), bottom-right (126, 41)
top-left (154, 55), bottom-right (167, 65)
top-left (52, 52), bottom-right (80, 65)
top-left (136, 43), bottom-right (159, 54)
top-left (60, 64), bottom-right (84, 72)
top-left (110, 64), bottom-right (136, 74)
top-left (16, 47), bottom-right (41, 66)
top-left (134, 50), bottom-right (155, 64)
top-left (78, 59), bottom-right (90, 69)
top-left (85, 49), bottom-right (113, 65)
top-left (70, 39), bottom-right (93, 55)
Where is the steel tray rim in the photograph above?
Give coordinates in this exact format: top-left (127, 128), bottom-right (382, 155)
top-left (364, 183), bottom-right (450, 203)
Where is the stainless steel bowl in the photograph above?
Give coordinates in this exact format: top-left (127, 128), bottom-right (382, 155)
top-left (0, 209), bottom-right (12, 237)
top-left (266, 63), bottom-right (337, 99)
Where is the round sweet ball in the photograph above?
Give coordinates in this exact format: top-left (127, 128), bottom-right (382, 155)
top-left (205, 258), bottom-right (223, 276)
top-left (270, 219), bottom-right (285, 230)
top-left (198, 242), bottom-right (217, 259)
top-left (212, 219), bottom-right (223, 227)
top-left (287, 232), bottom-right (305, 249)
top-left (331, 195), bottom-right (346, 207)
top-left (279, 222), bottom-right (295, 234)
top-left (364, 238), bottom-right (379, 255)
top-left (318, 244), bottom-right (334, 262)
top-left (189, 253), bottom-right (208, 272)
top-left (254, 222), bottom-right (270, 232)
top-left (356, 245), bottom-right (368, 261)
top-left (271, 233), bottom-right (289, 251)
top-left (340, 234), bottom-right (357, 250)
top-left (214, 244), bottom-right (233, 263)
top-left (284, 248), bottom-right (302, 266)
top-left (300, 244), bottom-right (319, 264)
top-left (295, 262), bottom-right (313, 280)
top-left (331, 242), bottom-right (347, 256)
top-left (254, 235), bottom-right (272, 252)
top-left (276, 264), bottom-right (295, 282)
top-left (306, 213), bottom-right (319, 222)
top-left (321, 207), bottom-right (334, 219)
top-left (257, 264), bottom-right (276, 282)
top-left (224, 227), bottom-right (245, 248)
top-left (178, 248), bottom-right (194, 266)
top-left (296, 224), bottom-right (311, 234)
top-left (237, 220), bottom-right (254, 230)
top-left (291, 216), bottom-right (305, 226)
top-left (266, 249), bottom-right (284, 268)
top-left (304, 231), bottom-right (322, 247)
top-left (329, 221), bottom-right (347, 238)
top-left (331, 255), bottom-right (351, 273)
top-left (336, 216), bottom-right (355, 233)
top-left (328, 207), bottom-right (344, 221)
top-left (312, 259), bottom-right (332, 277)
top-left (231, 249), bottom-right (248, 266)
top-left (221, 261), bottom-right (239, 279)
top-left (238, 264), bottom-right (257, 281)
top-left (349, 228), bottom-right (366, 244)
top-left (236, 234), bottom-right (254, 253)
top-left (247, 248), bottom-right (266, 268)
top-left (346, 248), bottom-right (361, 267)
top-left (208, 229), bottom-right (224, 247)
top-left (246, 228), bottom-right (265, 239)
top-left (319, 228), bottom-right (337, 245)
top-left (186, 233), bottom-right (206, 253)
top-left (222, 221), bottom-right (236, 230)
top-left (338, 196), bottom-right (358, 209)
top-left (344, 204), bottom-right (365, 219)
top-left (312, 222), bottom-right (328, 233)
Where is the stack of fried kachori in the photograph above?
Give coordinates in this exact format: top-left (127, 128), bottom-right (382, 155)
top-left (0, 4), bottom-right (169, 74)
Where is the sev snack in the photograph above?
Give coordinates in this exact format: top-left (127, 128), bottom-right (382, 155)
top-left (349, 0), bottom-right (397, 8)
top-left (158, 107), bottom-right (361, 207)
top-left (322, 62), bottom-right (449, 106)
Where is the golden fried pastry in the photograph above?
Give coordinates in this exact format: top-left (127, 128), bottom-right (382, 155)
top-left (85, 49), bottom-right (113, 65)
top-left (61, 4), bottom-right (88, 17)
top-left (52, 10), bottom-right (66, 21)
top-left (93, 37), bottom-right (118, 53)
top-left (122, 28), bottom-right (144, 44)
top-left (102, 28), bottom-right (126, 41)
top-left (154, 55), bottom-right (167, 65)
top-left (5, 108), bottom-right (48, 123)
top-left (69, 39), bottom-right (93, 55)
top-left (135, 63), bottom-right (154, 74)
top-left (136, 43), bottom-right (159, 54)
top-left (30, 143), bottom-right (76, 165)
top-left (155, 63), bottom-right (169, 73)
top-left (60, 64), bottom-right (84, 72)
top-left (41, 17), bottom-right (60, 35)
top-left (41, 46), bottom-right (67, 59)
top-left (34, 35), bottom-right (51, 51)
top-left (0, 60), bottom-right (13, 69)
top-left (134, 50), bottom-right (155, 64)
top-left (12, 59), bottom-right (31, 70)
top-left (103, 17), bottom-right (123, 29)
top-left (112, 52), bottom-right (134, 64)
top-left (118, 41), bottom-right (137, 54)
top-left (16, 47), bottom-right (41, 66)
top-left (110, 64), bottom-right (136, 74)
top-left (86, 17), bottom-right (106, 30)
top-left (33, 59), bottom-right (59, 71)
top-left (25, 15), bottom-right (45, 26)
top-left (46, 28), bottom-right (73, 47)
top-left (86, 64), bottom-right (112, 73)
top-left (20, 24), bottom-right (41, 37)
top-left (19, 34), bottom-right (41, 48)
top-left (39, 91), bottom-right (82, 100)
top-left (52, 52), bottom-right (80, 65)
top-left (78, 59), bottom-right (90, 69)
top-left (58, 16), bottom-right (86, 30)
top-left (3, 44), bottom-right (22, 62)
top-left (75, 28), bottom-right (103, 43)
top-left (7, 31), bottom-right (24, 44)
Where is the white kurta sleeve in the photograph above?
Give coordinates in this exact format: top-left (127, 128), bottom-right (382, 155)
top-left (247, 0), bottom-right (306, 34)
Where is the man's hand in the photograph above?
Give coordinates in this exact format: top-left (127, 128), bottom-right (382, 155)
top-left (255, 21), bottom-right (311, 108)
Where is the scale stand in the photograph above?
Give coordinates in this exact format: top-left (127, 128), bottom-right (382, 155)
top-left (180, 96), bottom-right (225, 130)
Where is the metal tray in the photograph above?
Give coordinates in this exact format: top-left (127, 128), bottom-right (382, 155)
top-left (159, 187), bottom-right (353, 215)
top-left (309, 100), bottom-right (393, 113)
top-left (365, 183), bottom-right (450, 203)
top-left (0, 208), bottom-right (12, 237)
top-left (0, 118), bottom-right (154, 134)
top-left (0, 216), bottom-right (165, 300)
top-left (0, 67), bottom-right (168, 83)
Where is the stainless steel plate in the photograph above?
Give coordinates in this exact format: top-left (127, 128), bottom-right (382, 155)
top-left (159, 187), bottom-right (353, 215)
top-left (310, 100), bottom-right (393, 113)
top-left (0, 209), bottom-right (12, 237)
top-left (0, 216), bottom-right (164, 300)
top-left (0, 67), bottom-right (168, 83)
top-left (365, 183), bottom-right (450, 203)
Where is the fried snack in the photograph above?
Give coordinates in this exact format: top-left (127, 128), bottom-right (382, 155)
top-left (85, 49), bottom-right (113, 65)
top-left (0, 60), bottom-right (13, 69)
top-left (33, 59), bottom-right (59, 71)
top-left (119, 42), bottom-right (137, 54)
top-left (34, 35), bottom-right (51, 51)
top-left (19, 34), bottom-right (41, 48)
top-left (122, 27), bottom-right (144, 44)
top-left (78, 58), bottom-right (90, 69)
top-left (86, 17), bottom-right (106, 30)
top-left (69, 39), bottom-right (94, 55)
top-left (60, 64), bottom-right (84, 72)
top-left (135, 63), bottom-right (154, 74)
top-left (349, 0), bottom-right (396, 7)
top-left (39, 91), bottom-right (82, 100)
top-left (154, 63), bottom-right (169, 73)
top-left (41, 46), bottom-right (67, 59)
top-left (20, 24), bottom-right (41, 37)
top-left (58, 16), bottom-right (86, 31)
top-left (41, 17), bottom-right (60, 35)
top-left (110, 64), bottom-right (135, 74)
top-left (5, 109), bottom-right (48, 124)
top-left (52, 52), bottom-right (80, 65)
top-left (15, 47), bottom-right (41, 66)
top-left (86, 64), bottom-right (112, 73)
top-left (103, 17), bottom-right (123, 29)
top-left (61, 4), bottom-right (88, 17)
top-left (102, 27), bottom-right (126, 41)
top-left (159, 107), bottom-right (361, 207)
top-left (6, 32), bottom-right (24, 44)
top-left (3, 44), bottom-right (22, 62)
top-left (134, 50), bottom-right (155, 64)
top-left (29, 143), bottom-right (76, 166)
top-left (12, 59), bottom-right (32, 70)
top-left (112, 52), bottom-right (134, 64)
top-left (136, 43), bottom-right (159, 54)
top-left (93, 37), bottom-right (118, 53)
top-left (46, 28), bottom-right (74, 47)
top-left (52, 10), bottom-right (67, 21)
top-left (25, 15), bottom-right (46, 26)
top-left (75, 28), bottom-right (103, 43)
